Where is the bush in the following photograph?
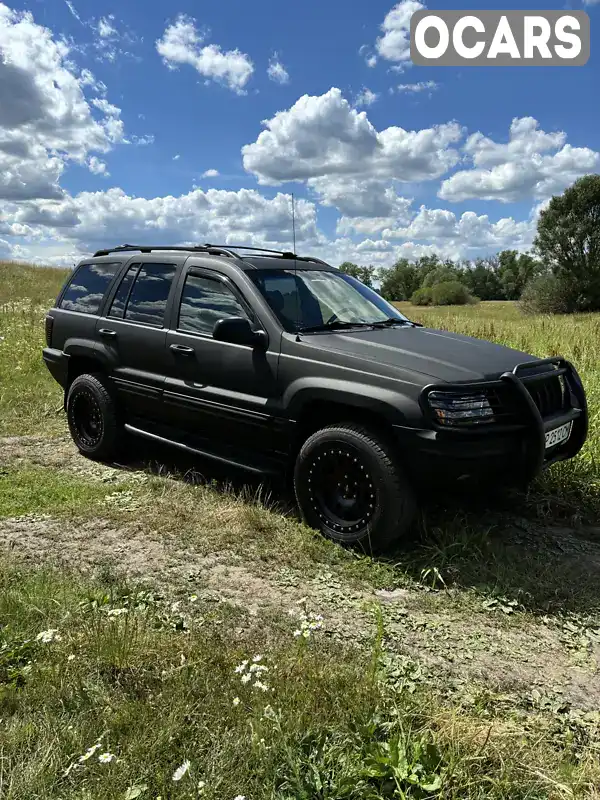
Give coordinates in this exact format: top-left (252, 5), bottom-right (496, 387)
top-left (519, 274), bottom-right (576, 315)
top-left (410, 287), bottom-right (433, 306)
top-left (430, 281), bottom-right (476, 306)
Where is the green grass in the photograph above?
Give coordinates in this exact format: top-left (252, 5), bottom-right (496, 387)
top-left (2, 564), bottom-right (598, 799)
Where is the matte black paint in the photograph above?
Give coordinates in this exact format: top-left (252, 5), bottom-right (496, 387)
top-left (43, 249), bottom-right (589, 484)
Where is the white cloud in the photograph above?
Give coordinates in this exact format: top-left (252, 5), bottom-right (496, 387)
top-left (382, 205), bottom-right (535, 254)
top-left (267, 54), bottom-right (289, 85)
top-left (201, 168), bottom-right (219, 178)
top-left (439, 117), bottom-right (600, 203)
top-left (97, 16), bottom-right (116, 38)
top-left (354, 87), bottom-right (379, 107)
top-left (0, 3), bottom-right (125, 200)
top-left (88, 156), bottom-right (108, 176)
top-left (64, 0), bottom-right (83, 24)
top-left (242, 87), bottom-right (463, 188)
top-left (130, 134), bottom-right (154, 146)
top-left (173, 154), bottom-right (181, 161)
top-left (582, 1), bottom-right (600, 5)
top-left (397, 81), bottom-right (439, 94)
top-left (156, 14), bottom-right (253, 94)
top-left (375, 1), bottom-right (424, 64)
top-left (0, 187), bottom-right (322, 261)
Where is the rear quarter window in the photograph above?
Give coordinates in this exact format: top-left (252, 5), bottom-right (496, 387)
top-left (59, 262), bottom-right (121, 315)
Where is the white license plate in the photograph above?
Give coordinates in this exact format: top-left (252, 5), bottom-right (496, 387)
top-left (545, 421), bottom-right (573, 450)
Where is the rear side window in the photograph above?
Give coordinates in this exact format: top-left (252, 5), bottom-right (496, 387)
top-left (178, 273), bottom-right (250, 335)
top-left (108, 264), bottom-right (139, 319)
top-left (59, 262), bottom-right (121, 314)
top-left (122, 263), bottom-right (177, 326)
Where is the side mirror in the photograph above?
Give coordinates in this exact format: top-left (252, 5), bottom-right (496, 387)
top-left (212, 317), bottom-right (268, 349)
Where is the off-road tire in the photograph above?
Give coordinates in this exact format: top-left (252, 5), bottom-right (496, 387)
top-left (294, 423), bottom-right (416, 552)
top-left (66, 373), bottom-right (120, 461)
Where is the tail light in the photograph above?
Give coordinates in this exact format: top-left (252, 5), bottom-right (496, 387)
top-left (45, 315), bottom-right (54, 347)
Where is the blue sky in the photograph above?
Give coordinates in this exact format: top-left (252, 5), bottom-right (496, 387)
top-left (0, 0), bottom-right (598, 266)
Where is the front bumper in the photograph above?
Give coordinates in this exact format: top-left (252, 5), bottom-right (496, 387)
top-left (395, 357), bottom-right (588, 487)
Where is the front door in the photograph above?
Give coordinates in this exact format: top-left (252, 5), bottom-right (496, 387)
top-left (163, 267), bottom-right (281, 454)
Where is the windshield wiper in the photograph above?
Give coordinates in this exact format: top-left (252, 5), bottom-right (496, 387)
top-left (297, 320), bottom-right (374, 334)
top-left (370, 317), bottom-right (422, 329)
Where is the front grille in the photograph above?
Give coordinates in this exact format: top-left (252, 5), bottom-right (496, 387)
top-left (525, 375), bottom-right (566, 419)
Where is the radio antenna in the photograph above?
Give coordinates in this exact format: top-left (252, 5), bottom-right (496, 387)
top-left (291, 192), bottom-right (300, 334)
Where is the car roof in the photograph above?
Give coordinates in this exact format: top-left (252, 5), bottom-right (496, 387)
top-left (85, 245), bottom-right (337, 272)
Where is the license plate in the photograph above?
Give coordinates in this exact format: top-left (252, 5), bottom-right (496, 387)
top-left (545, 421), bottom-right (572, 450)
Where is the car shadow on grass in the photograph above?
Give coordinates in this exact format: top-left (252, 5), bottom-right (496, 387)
top-left (113, 439), bottom-right (600, 618)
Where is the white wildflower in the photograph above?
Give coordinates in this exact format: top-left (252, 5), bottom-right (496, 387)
top-left (249, 663), bottom-right (268, 674)
top-left (172, 759), bottom-right (191, 782)
top-left (78, 742), bottom-right (102, 762)
top-left (189, 594), bottom-right (198, 603)
top-left (107, 607), bottom-right (128, 617)
top-left (241, 673), bottom-right (252, 684)
top-left (36, 628), bottom-right (61, 643)
top-left (233, 795), bottom-right (246, 800)
top-left (253, 680), bottom-right (269, 692)
top-left (98, 752), bottom-right (115, 764)
top-left (232, 696), bottom-right (241, 706)
top-left (67, 654), bottom-right (76, 661)
top-left (252, 654), bottom-right (262, 662)
top-left (293, 629), bottom-right (302, 637)
top-left (234, 660), bottom-right (248, 674)
top-left (198, 781), bottom-right (206, 791)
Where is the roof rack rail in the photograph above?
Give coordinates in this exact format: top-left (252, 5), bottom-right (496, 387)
top-left (204, 243), bottom-right (297, 258)
top-left (92, 244), bottom-right (239, 258)
top-left (204, 244), bottom-right (330, 267)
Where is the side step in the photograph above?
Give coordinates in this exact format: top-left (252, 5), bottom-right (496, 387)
top-left (124, 423), bottom-right (277, 476)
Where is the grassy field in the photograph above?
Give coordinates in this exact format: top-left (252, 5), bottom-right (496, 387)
top-left (1, 261), bottom-right (600, 799)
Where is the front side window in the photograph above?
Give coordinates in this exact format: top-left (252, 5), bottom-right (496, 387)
top-left (59, 262), bottom-right (121, 315)
top-left (123, 263), bottom-right (177, 326)
top-left (178, 273), bottom-right (250, 335)
top-left (248, 269), bottom-right (409, 332)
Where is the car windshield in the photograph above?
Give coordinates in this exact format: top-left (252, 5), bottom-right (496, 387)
top-left (248, 268), bottom-right (409, 333)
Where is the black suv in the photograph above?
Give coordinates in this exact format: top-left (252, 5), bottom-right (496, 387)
top-left (43, 244), bottom-right (588, 549)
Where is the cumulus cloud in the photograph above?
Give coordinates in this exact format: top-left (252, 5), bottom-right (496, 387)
top-left (382, 205), bottom-right (535, 254)
top-left (0, 3), bottom-right (125, 200)
top-left (242, 87), bottom-right (463, 188)
top-left (156, 14), bottom-right (253, 94)
top-left (267, 54), bottom-right (289, 84)
top-left (439, 117), bottom-right (600, 203)
top-left (88, 156), bottom-right (108, 176)
top-left (354, 87), bottom-right (379, 107)
top-left (201, 169), bottom-right (220, 178)
top-left (375, 0), bottom-right (424, 65)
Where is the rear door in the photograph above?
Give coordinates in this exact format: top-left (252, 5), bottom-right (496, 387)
top-left (95, 260), bottom-right (179, 423)
top-left (163, 266), bottom-right (281, 454)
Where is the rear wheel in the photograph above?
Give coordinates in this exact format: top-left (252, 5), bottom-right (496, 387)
top-left (66, 373), bottom-right (120, 461)
top-left (294, 423), bottom-right (416, 551)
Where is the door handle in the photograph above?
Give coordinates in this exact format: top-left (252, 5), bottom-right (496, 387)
top-left (170, 344), bottom-right (195, 355)
top-left (98, 328), bottom-right (117, 338)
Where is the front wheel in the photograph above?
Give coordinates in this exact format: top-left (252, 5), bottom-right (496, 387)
top-left (293, 423), bottom-right (416, 551)
top-left (66, 373), bottom-right (121, 461)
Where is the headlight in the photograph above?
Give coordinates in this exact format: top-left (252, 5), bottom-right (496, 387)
top-left (428, 391), bottom-right (494, 426)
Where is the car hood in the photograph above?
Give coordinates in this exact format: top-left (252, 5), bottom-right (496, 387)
top-left (307, 325), bottom-right (537, 383)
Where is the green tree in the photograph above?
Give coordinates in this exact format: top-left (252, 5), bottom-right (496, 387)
top-left (338, 261), bottom-right (376, 288)
top-left (464, 257), bottom-right (504, 301)
top-left (378, 259), bottom-right (422, 301)
top-left (534, 174), bottom-right (600, 311)
top-left (497, 250), bottom-right (542, 300)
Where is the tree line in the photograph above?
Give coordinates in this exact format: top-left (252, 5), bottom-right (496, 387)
top-left (339, 174), bottom-right (600, 313)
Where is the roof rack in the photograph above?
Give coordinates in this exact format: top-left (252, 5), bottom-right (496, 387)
top-left (92, 242), bottom-right (330, 268)
top-left (92, 244), bottom-right (240, 258)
